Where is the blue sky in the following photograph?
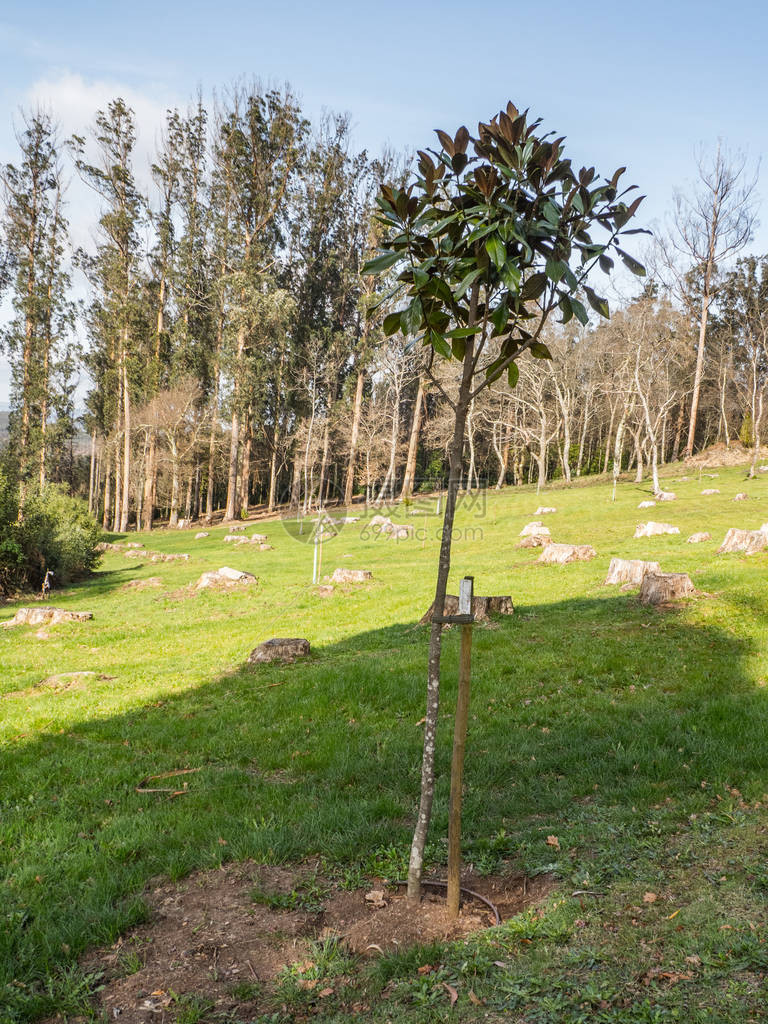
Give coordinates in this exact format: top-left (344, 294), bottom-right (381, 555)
top-left (1, 0), bottom-right (767, 403)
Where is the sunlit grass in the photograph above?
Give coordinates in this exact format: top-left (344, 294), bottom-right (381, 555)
top-left (1, 464), bottom-right (767, 1021)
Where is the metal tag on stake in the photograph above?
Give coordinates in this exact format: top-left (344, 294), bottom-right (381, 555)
top-left (458, 575), bottom-right (474, 619)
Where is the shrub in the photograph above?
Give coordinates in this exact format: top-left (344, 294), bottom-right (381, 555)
top-left (0, 480), bottom-right (101, 595)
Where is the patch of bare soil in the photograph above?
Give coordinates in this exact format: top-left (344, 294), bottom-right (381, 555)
top-left (685, 440), bottom-right (754, 468)
top-left (78, 862), bottom-right (552, 1023)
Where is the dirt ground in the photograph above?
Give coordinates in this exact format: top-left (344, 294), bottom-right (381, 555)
top-left (72, 861), bottom-right (553, 1023)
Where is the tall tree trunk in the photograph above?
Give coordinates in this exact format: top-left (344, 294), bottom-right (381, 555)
top-left (317, 417), bottom-right (330, 506)
top-left (119, 341), bottom-right (131, 532)
top-left (671, 401), bottom-right (686, 461)
top-left (408, 292), bottom-right (477, 901)
top-left (344, 369), bottom-right (365, 506)
top-left (400, 376), bottom-right (424, 501)
top-left (88, 430), bottom-right (97, 515)
top-left (239, 416), bottom-right (252, 517)
top-left (686, 260), bottom-right (714, 457)
top-left (102, 462), bottom-right (111, 531)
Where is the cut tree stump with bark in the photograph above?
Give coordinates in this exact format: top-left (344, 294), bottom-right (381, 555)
top-left (195, 532), bottom-right (209, 539)
top-left (517, 534), bottom-right (551, 549)
top-left (248, 638), bottom-right (310, 664)
top-left (734, 493), bottom-right (749, 501)
top-left (687, 532), bottom-right (712, 543)
top-left (329, 568), bottom-right (373, 584)
top-left (604, 558), bottom-right (661, 586)
top-left (639, 572), bottom-right (695, 605)
top-left (637, 500), bottom-right (657, 509)
top-left (520, 521), bottom-right (551, 537)
top-left (2, 607), bottom-right (93, 628)
top-left (195, 567), bottom-right (257, 589)
top-left (655, 491), bottom-right (677, 501)
top-left (419, 594), bottom-right (513, 625)
top-left (701, 489), bottom-right (720, 495)
top-left (717, 528), bottom-right (768, 555)
top-left (634, 522), bottom-right (680, 538)
top-left (536, 543), bottom-right (596, 565)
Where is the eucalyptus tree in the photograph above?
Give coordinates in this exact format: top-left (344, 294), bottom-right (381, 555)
top-left (1, 110), bottom-right (75, 492)
top-left (365, 103), bottom-right (645, 900)
top-left (215, 83), bottom-right (307, 520)
top-left (73, 99), bottom-right (146, 531)
top-left (719, 256), bottom-right (768, 476)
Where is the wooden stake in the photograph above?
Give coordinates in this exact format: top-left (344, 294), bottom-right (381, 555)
top-left (447, 576), bottom-right (474, 918)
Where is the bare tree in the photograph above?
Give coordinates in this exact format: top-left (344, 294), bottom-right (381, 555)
top-left (669, 144), bottom-right (758, 456)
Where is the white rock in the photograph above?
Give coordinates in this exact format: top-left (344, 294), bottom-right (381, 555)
top-left (195, 531), bottom-right (209, 539)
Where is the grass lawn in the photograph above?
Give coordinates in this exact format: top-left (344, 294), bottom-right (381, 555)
top-left (2, 465), bottom-right (768, 1022)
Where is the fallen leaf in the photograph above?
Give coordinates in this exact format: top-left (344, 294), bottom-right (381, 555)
top-left (443, 982), bottom-right (458, 1007)
top-left (546, 835), bottom-right (560, 849)
top-left (643, 892), bottom-right (658, 903)
top-left (468, 989), bottom-right (482, 1005)
top-left (318, 987), bottom-right (334, 998)
top-left (417, 964), bottom-right (433, 975)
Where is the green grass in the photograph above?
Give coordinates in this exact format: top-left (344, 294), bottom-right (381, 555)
top-left (2, 465), bottom-right (768, 1022)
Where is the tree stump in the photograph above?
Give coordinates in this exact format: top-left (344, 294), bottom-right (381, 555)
top-left (535, 506), bottom-right (557, 514)
top-left (634, 522), bottom-right (680, 538)
top-left (419, 594), bottom-right (513, 624)
top-left (195, 567), bottom-right (257, 589)
top-left (520, 521), bottom-right (550, 538)
top-left (717, 528), bottom-right (768, 556)
top-left (536, 543), bottom-right (596, 565)
top-left (248, 638), bottom-right (310, 664)
top-left (517, 534), bottom-right (551, 549)
top-left (2, 607), bottom-right (93, 628)
top-left (701, 489), bottom-right (720, 495)
top-left (604, 558), bottom-right (661, 586)
top-left (195, 532), bottom-right (209, 539)
top-left (687, 532), bottom-right (712, 543)
top-left (639, 572), bottom-right (695, 605)
top-left (655, 491), bottom-right (677, 501)
top-left (637, 500), bottom-right (657, 509)
top-left (229, 524), bottom-right (247, 532)
top-left (734, 493), bottom-right (749, 501)
top-left (329, 568), bottom-right (373, 584)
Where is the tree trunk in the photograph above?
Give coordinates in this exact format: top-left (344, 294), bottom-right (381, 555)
top-left (88, 431), bottom-right (97, 515)
top-left (119, 343), bottom-right (131, 532)
top-left (407, 293), bottom-right (477, 902)
top-left (102, 463), bottom-right (111, 531)
top-left (685, 259), bottom-right (714, 457)
top-left (399, 375), bottom-right (424, 502)
top-left (344, 369), bottom-right (365, 506)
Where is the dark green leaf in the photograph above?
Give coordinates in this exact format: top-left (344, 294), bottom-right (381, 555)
top-left (401, 297), bottom-right (423, 335)
top-left (571, 298), bottom-right (589, 325)
top-left (429, 330), bottom-right (453, 359)
top-left (446, 325), bottom-right (482, 338)
top-left (485, 235), bottom-right (506, 269)
top-left (363, 251), bottom-right (402, 275)
top-left (530, 341), bottom-right (552, 359)
top-left (507, 361), bottom-right (520, 387)
top-left (383, 311), bottom-right (403, 336)
top-left (453, 266), bottom-right (484, 298)
top-left (520, 272), bottom-right (548, 301)
top-left (584, 286), bottom-right (610, 319)
top-left (617, 248), bottom-right (646, 277)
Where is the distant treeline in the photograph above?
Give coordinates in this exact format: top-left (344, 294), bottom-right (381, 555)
top-left (0, 88), bottom-right (765, 527)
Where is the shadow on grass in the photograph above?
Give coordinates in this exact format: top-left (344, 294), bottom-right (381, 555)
top-left (2, 592), bottom-right (768, 1018)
